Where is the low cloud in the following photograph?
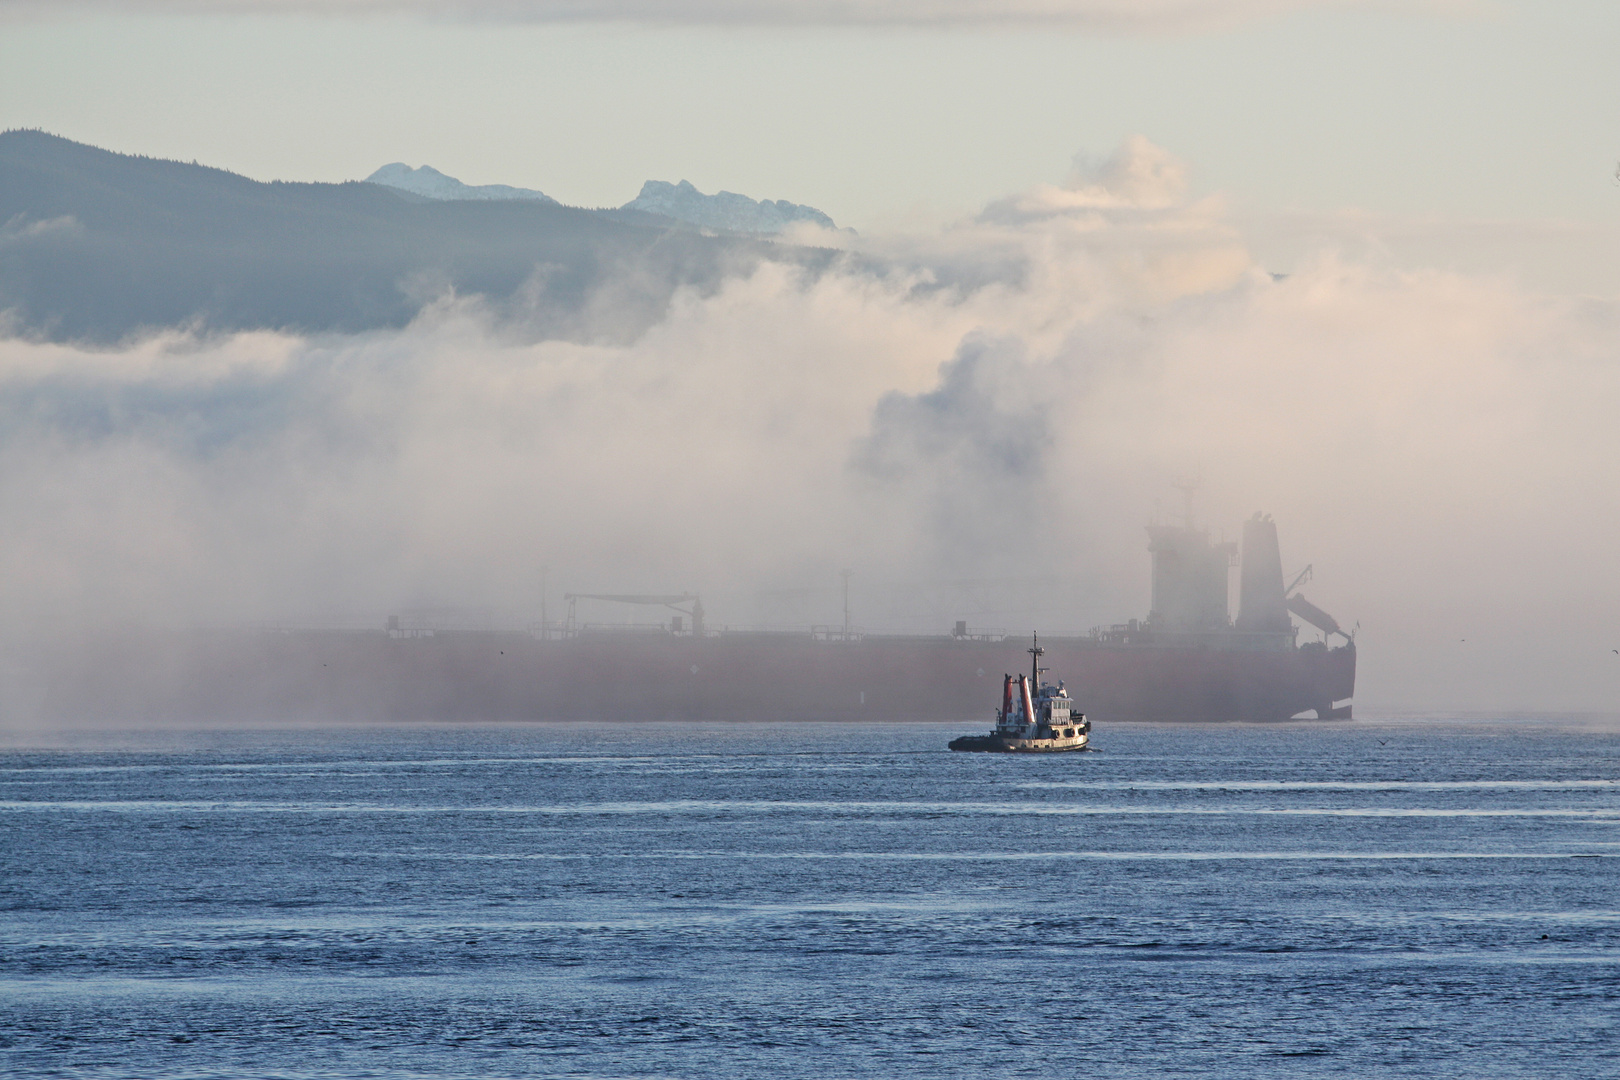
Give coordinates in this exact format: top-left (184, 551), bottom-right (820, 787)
top-left (1, 135), bottom-right (1617, 714)
top-left (0, 214), bottom-right (82, 244)
top-left (986, 134), bottom-right (1193, 216)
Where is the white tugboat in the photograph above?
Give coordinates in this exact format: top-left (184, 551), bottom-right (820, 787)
top-left (949, 634), bottom-right (1090, 752)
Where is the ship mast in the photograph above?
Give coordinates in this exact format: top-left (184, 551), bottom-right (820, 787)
top-left (1173, 477), bottom-right (1201, 530)
top-left (1029, 633), bottom-right (1046, 686)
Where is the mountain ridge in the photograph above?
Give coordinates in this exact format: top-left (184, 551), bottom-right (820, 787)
top-left (0, 131), bottom-right (836, 343)
top-left (357, 157), bottom-right (840, 235)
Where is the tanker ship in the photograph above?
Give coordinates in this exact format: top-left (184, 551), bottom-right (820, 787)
top-left (39, 513), bottom-right (1355, 724)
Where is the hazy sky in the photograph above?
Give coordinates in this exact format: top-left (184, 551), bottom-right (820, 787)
top-left (3, 0), bottom-right (1618, 238)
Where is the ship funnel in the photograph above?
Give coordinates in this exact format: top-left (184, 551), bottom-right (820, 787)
top-left (1145, 523), bottom-right (1235, 630)
top-left (1236, 513), bottom-right (1291, 633)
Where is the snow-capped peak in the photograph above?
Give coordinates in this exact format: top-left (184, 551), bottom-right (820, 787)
top-left (622, 180), bottom-right (836, 234)
top-left (365, 163), bottom-right (555, 204)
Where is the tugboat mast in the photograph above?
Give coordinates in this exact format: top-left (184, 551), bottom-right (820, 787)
top-left (1029, 633), bottom-right (1047, 685)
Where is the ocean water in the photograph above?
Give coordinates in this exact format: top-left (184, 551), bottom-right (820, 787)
top-left (0, 720), bottom-right (1616, 1079)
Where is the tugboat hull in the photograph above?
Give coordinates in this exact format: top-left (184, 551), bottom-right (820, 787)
top-left (948, 733), bottom-right (1089, 753)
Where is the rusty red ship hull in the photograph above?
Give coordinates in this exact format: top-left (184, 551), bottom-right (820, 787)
top-left (30, 511), bottom-right (1355, 725)
top-left (38, 623), bottom-right (1355, 725)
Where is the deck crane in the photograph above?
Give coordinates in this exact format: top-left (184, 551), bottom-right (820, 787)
top-left (562, 593), bottom-right (703, 636)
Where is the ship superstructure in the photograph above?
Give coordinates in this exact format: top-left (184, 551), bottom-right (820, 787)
top-left (1082, 511), bottom-right (1355, 719)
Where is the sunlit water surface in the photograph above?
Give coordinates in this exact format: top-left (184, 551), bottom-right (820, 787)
top-left (1, 720), bottom-right (1617, 1079)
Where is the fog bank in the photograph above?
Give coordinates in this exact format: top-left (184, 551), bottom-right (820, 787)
top-left (2, 137), bottom-right (1617, 714)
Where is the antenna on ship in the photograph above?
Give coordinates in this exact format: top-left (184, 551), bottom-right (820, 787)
top-left (841, 568), bottom-right (853, 641)
top-left (538, 564), bottom-right (548, 638)
top-left (1029, 632), bottom-right (1047, 685)
top-left (1172, 476), bottom-right (1202, 529)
